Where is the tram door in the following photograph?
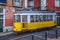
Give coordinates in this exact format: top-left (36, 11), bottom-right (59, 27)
top-left (22, 15), bottom-right (28, 29)
top-left (0, 8), bottom-right (4, 32)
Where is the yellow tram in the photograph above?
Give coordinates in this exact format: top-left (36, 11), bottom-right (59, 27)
top-left (13, 11), bottom-right (57, 33)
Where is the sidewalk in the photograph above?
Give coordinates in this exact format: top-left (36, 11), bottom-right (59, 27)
top-left (0, 32), bottom-right (13, 36)
top-left (57, 26), bottom-right (60, 28)
top-left (47, 37), bottom-right (60, 40)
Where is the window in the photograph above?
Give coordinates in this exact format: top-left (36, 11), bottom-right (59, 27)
top-left (43, 15), bottom-right (48, 21)
top-left (55, 0), bottom-right (60, 7)
top-left (28, 0), bottom-right (34, 7)
top-left (35, 15), bottom-right (40, 22)
top-left (30, 15), bottom-right (34, 22)
top-left (0, 15), bottom-right (3, 18)
top-left (13, 0), bottom-right (21, 6)
top-left (39, 15), bottom-right (43, 21)
top-left (41, 0), bottom-right (47, 10)
top-left (30, 15), bottom-right (40, 22)
top-left (47, 15), bottom-right (53, 21)
top-left (22, 15), bottom-right (27, 22)
top-left (14, 15), bottom-right (21, 22)
top-left (0, 8), bottom-right (3, 13)
top-left (43, 15), bottom-right (53, 21)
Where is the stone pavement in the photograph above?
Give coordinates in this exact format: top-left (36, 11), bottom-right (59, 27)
top-left (45, 26), bottom-right (60, 40)
top-left (0, 32), bottom-right (13, 36)
top-left (0, 32), bottom-right (60, 40)
top-left (47, 37), bottom-right (60, 40)
top-left (34, 35), bottom-right (60, 40)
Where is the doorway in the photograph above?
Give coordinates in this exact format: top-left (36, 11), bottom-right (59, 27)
top-left (0, 7), bottom-right (5, 32)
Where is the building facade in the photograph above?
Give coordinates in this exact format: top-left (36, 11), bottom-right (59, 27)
top-left (0, 0), bottom-right (13, 32)
top-left (0, 0), bottom-right (25, 32)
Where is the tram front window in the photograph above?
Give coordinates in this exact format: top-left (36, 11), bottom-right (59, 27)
top-left (14, 15), bottom-right (21, 22)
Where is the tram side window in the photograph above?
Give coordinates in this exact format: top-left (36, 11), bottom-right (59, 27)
top-left (43, 15), bottom-right (48, 21)
top-left (39, 15), bottom-right (43, 21)
top-left (47, 15), bottom-right (53, 21)
top-left (22, 15), bottom-right (27, 22)
top-left (14, 15), bottom-right (21, 22)
top-left (35, 15), bottom-right (40, 22)
top-left (30, 15), bottom-right (43, 22)
top-left (30, 15), bottom-right (34, 22)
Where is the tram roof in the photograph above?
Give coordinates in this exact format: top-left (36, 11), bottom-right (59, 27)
top-left (14, 8), bottom-right (56, 13)
top-left (14, 11), bottom-right (56, 14)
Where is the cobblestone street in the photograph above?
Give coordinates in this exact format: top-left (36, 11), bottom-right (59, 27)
top-left (0, 26), bottom-right (60, 40)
